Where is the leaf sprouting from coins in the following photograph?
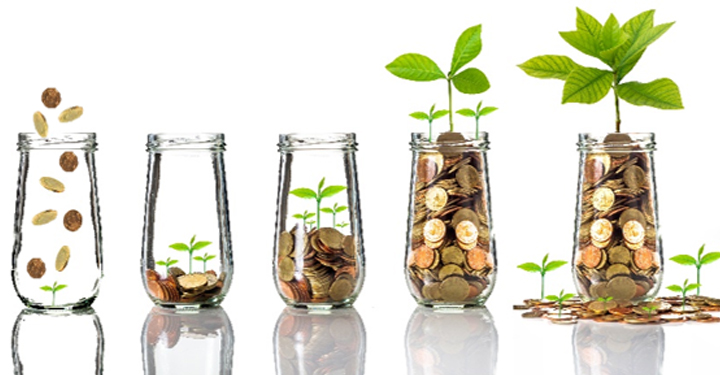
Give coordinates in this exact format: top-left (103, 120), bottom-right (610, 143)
top-left (169, 235), bottom-right (212, 274)
top-left (456, 100), bottom-right (498, 140)
top-left (409, 104), bottom-right (449, 142)
top-left (669, 244), bottom-right (720, 295)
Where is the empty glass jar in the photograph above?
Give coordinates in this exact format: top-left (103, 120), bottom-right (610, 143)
top-left (12, 133), bottom-right (103, 309)
top-left (142, 133), bottom-right (233, 308)
top-left (273, 133), bottom-right (365, 308)
top-left (405, 132), bottom-right (496, 307)
top-left (573, 133), bottom-right (662, 302)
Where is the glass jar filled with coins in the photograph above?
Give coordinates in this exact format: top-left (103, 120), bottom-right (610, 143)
top-left (141, 134), bottom-right (233, 308)
top-left (573, 133), bottom-right (662, 302)
top-left (12, 133), bottom-right (103, 309)
top-left (405, 132), bottom-right (496, 307)
top-left (274, 133), bottom-right (365, 308)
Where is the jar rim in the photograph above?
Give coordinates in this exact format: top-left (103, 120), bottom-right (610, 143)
top-left (578, 132), bottom-right (656, 151)
top-left (278, 133), bottom-right (357, 151)
top-left (410, 131), bottom-right (489, 151)
top-left (147, 133), bottom-right (226, 151)
top-left (18, 132), bottom-right (97, 151)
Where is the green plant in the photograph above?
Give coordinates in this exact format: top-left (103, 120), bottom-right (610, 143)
top-left (456, 101), bottom-right (498, 140)
top-left (169, 235), bottom-right (212, 274)
top-left (409, 104), bottom-right (449, 142)
top-left (193, 252), bottom-right (217, 273)
top-left (518, 8), bottom-right (683, 132)
top-left (320, 202), bottom-right (348, 228)
top-left (386, 24), bottom-right (491, 133)
top-left (667, 279), bottom-right (700, 312)
top-left (336, 221), bottom-right (349, 229)
top-left (597, 296), bottom-right (614, 311)
top-left (40, 281), bottom-right (67, 306)
top-left (289, 177), bottom-right (347, 229)
top-left (669, 244), bottom-right (720, 296)
top-left (517, 253), bottom-right (568, 299)
top-left (156, 257), bottom-right (178, 275)
top-left (641, 305), bottom-right (658, 319)
top-left (306, 220), bottom-right (316, 226)
top-left (292, 210), bottom-right (316, 229)
top-left (546, 289), bottom-right (575, 317)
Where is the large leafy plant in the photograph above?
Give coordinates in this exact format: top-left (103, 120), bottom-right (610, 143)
top-left (519, 8), bottom-right (683, 132)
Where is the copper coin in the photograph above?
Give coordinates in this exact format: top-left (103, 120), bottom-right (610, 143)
top-left (414, 246), bottom-right (436, 269)
top-left (456, 164), bottom-right (481, 189)
top-left (634, 248), bottom-right (654, 270)
top-left (581, 245), bottom-right (602, 269)
top-left (147, 280), bottom-right (163, 299)
top-left (466, 247), bottom-right (487, 270)
top-left (623, 165), bottom-right (646, 189)
top-left (417, 156), bottom-right (438, 183)
top-left (27, 258), bottom-right (46, 279)
top-left (60, 152), bottom-right (79, 172)
top-left (590, 219), bottom-right (613, 243)
top-left (41, 88), bottom-right (62, 108)
top-left (622, 220), bottom-right (645, 244)
top-left (63, 210), bottom-right (83, 232)
top-left (423, 219), bottom-right (446, 243)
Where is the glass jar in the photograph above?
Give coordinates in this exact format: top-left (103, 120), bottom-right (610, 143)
top-left (273, 133), bottom-right (365, 308)
top-left (142, 306), bottom-right (234, 374)
top-left (573, 133), bottom-right (662, 302)
top-left (405, 132), bottom-right (496, 307)
top-left (274, 307), bottom-right (366, 374)
top-left (12, 308), bottom-right (104, 373)
top-left (12, 133), bottom-right (103, 309)
top-left (405, 306), bottom-right (497, 375)
top-left (574, 321), bottom-right (664, 374)
top-left (141, 133), bottom-right (233, 308)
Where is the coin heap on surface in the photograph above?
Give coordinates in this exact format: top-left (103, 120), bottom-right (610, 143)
top-left (407, 132), bottom-right (494, 305)
top-left (575, 139), bottom-right (660, 302)
top-left (277, 225), bottom-right (359, 304)
top-left (146, 267), bottom-right (225, 304)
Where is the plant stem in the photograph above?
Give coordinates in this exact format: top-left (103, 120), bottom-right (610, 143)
top-left (447, 79), bottom-right (454, 132)
top-left (697, 266), bottom-right (701, 296)
top-left (333, 212), bottom-right (336, 227)
top-left (52, 290), bottom-right (56, 306)
top-left (316, 200), bottom-right (321, 229)
top-left (429, 120), bottom-right (433, 142)
top-left (613, 72), bottom-right (621, 133)
top-left (204, 260), bottom-right (207, 273)
top-left (541, 274), bottom-right (545, 300)
top-left (475, 116), bottom-right (479, 140)
top-left (188, 251), bottom-right (193, 273)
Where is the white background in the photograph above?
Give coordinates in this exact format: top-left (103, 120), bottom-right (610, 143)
top-left (1, 0), bottom-right (720, 374)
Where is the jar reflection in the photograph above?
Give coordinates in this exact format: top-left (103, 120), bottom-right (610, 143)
top-left (406, 306), bottom-right (497, 375)
top-left (12, 308), bottom-right (104, 374)
top-left (573, 321), bottom-right (664, 375)
top-left (142, 306), bottom-right (234, 375)
top-left (274, 307), bottom-right (366, 374)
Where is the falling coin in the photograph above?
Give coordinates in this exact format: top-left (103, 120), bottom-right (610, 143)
top-left (455, 220), bottom-right (479, 244)
top-left (63, 210), bottom-right (83, 232)
top-left (32, 209), bottom-right (57, 225)
top-left (423, 219), bottom-right (446, 243)
top-left (39, 177), bottom-right (65, 193)
top-left (41, 88), bottom-right (62, 108)
top-left (622, 220), bottom-right (645, 244)
top-left (58, 106), bottom-right (83, 123)
top-left (456, 164), bottom-right (481, 189)
top-left (60, 151), bottom-right (79, 172)
top-left (56, 245), bottom-right (70, 271)
top-left (27, 258), bottom-right (46, 279)
top-left (425, 186), bottom-right (448, 211)
top-left (590, 219), bottom-right (613, 243)
top-left (33, 111), bottom-right (48, 138)
top-left (592, 187), bottom-right (615, 212)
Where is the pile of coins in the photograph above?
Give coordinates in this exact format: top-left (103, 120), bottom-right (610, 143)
top-left (575, 135), bottom-right (660, 301)
top-left (515, 295), bottom-right (720, 324)
top-left (406, 132), bottom-right (494, 305)
top-left (146, 267), bottom-right (225, 303)
top-left (276, 226), bottom-right (359, 304)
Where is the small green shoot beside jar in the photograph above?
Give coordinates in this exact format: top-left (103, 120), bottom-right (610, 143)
top-left (669, 244), bottom-right (720, 295)
top-left (546, 289), bottom-right (575, 317)
top-left (667, 279), bottom-right (700, 312)
top-left (517, 253), bottom-right (568, 299)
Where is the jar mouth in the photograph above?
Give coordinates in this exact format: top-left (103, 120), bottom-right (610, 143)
top-left (578, 132), bottom-right (656, 152)
top-left (410, 132), bottom-right (489, 151)
top-left (147, 133), bottom-right (226, 152)
top-left (18, 132), bottom-right (97, 151)
top-left (278, 133), bottom-right (357, 151)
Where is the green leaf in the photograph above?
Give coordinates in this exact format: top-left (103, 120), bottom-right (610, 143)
top-left (517, 262), bottom-right (542, 273)
top-left (157, 261), bottom-right (167, 266)
top-left (318, 177), bottom-right (326, 192)
top-left (622, 10), bottom-right (655, 42)
top-left (666, 285), bottom-right (683, 293)
top-left (190, 235), bottom-right (196, 246)
top-left (292, 214), bottom-right (304, 219)
top-left (562, 67), bottom-right (613, 104)
top-left (686, 283), bottom-right (701, 292)
top-left (699, 244), bottom-right (705, 259)
top-left (168, 260), bottom-right (178, 266)
top-left (575, 8), bottom-right (603, 41)
top-left (476, 100), bottom-right (483, 112)
top-left (450, 24), bottom-right (483, 75)
top-left (601, 14), bottom-right (625, 51)
top-left (560, 30), bottom-right (600, 58)
top-left (561, 293), bottom-right (575, 301)
top-left (306, 212), bottom-right (316, 218)
top-left (669, 254), bottom-right (697, 266)
top-left (306, 220), bottom-right (315, 225)
top-left (618, 22), bottom-right (674, 68)
top-left (456, 109), bottom-right (476, 117)
top-left (386, 53), bottom-right (446, 82)
top-left (432, 110), bottom-right (449, 120)
top-left (606, 296), bottom-right (614, 301)
top-left (545, 295), bottom-right (559, 301)
top-left (54, 284), bottom-right (67, 292)
top-left (452, 68), bottom-right (490, 94)
top-left (617, 48), bottom-right (644, 81)
top-left (430, 104), bottom-right (436, 114)
top-left (289, 188), bottom-right (317, 200)
top-left (542, 253), bottom-right (549, 267)
top-left (193, 256), bottom-right (204, 261)
top-left (409, 112), bottom-right (430, 121)
top-left (617, 79), bottom-right (683, 109)
top-left (206, 255), bottom-right (217, 261)
top-left (320, 208), bottom-right (334, 214)
top-left (169, 243), bottom-right (190, 251)
top-left (335, 206), bottom-right (348, 213)
top-left (320, 186), bottom-right (347, 199)
top-left (191, 241), bottom-right (212, 251)
top-left (518, 55), bottom-right (581, 80)
top-left (544, 260), bottom-right (568, 272)
top-left (478, 106), bottom-right (498, 117)
top-left (40, 286), bottom-right (53, 292)
top-left (701, 252), bottom-right (720, 266)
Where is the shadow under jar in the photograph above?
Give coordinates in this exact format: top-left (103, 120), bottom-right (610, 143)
top-left (405, 132), bottom-right (496, 308)
top-left (573, 133), bottom-right (662, 302)
top-left (12, 133), bottom-right (102, 310)
top-left (274, 133), bottom-right (365, 309)
top-left (142, 134), bottom-right (232, 309)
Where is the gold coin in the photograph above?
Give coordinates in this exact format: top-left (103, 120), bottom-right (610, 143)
top-left (438, 264), bottom-right (464, 280)
top-left (55, 245), bottom-right (70, 271)
top-left (318, 227), bottom-right (344, 249)
top-left (425, 186), bottom-right (448, 211)
top-left (606, 276), bottom-right (636, 300)
top-left (440, 246), bottom-right (464, 265)
top-left (606, 264), bottom-right (630, 279)
top-left (622, 220), bottom-right (645, 244)
top-left (458, 240), bottom-right (477, 251)
top-left (590, 219), bottom-right (613, 243)
top-left (619, 208), bottom-right (646, 229)
top-left (451, 208), bottom-right (481, 231)
top-left (33, 111), bottom-right (48, 138)
top-left (278, 257), bottom-right (295, 282)
top-left (342, 235), bottom-right (356, 257)
top-left (439, 276), bottom-right (470, 302)
top-left (423, 219), bottom-right (446, 243)
top-left (177, 273), bottom-right (209, 291)
top-left (589, 282), bottom-right (608, 299)
top-left (278, 231), bottom-right (293, 257)
top-left (456, 164), bottom-right (481, 189)
top-left (623, 165), bottom-right (646, 189)
top-left (455, 220), bottom-right (478, 244)
top-left (608, 246), bottom-right (631, 265)
top-left (58, 106), bottom-right (83, 123)
top-left (32, 209), bottom-right (57, 225)
top-left (592, 187), bottom-right (615, 212)
top-left (603, 133), bottom-right (633, 158)
top-left (424, 238), bottom-right (444, 249)
top-left (625, 240), bottom-right (643, 250)
top-left (328, 277), bottom-right (354, 301)
top-left (40, 177), bottom-right (65, 193)
top-left (421, 282), bottom-right (442, 300)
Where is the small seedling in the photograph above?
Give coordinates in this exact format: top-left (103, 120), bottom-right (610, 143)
top-left (667, 279), bottom-right (700, 312)
top-left (409, 104), bottom-right (449, 142)
top-left (642, 305), bottom-right (658, 319)
top-left (306, 220), bottom-right (316, 226)
top-left (387, 24), bottom-right (492, 133)
top-left (336, 221), bottom-right (349, 229)
top-left (40, 281), bottom-right (67, 306)
top-left (597, 296), bottom-right (614, 311)
top-left (156, 257), bottom-right (179, 275)
top-left (669, 244), bottom-right (720, 295)
top-left (169, 235), bottom-right (212, 274)
top-left (292, 210), bottom-right (316, 229)
top-left (517, 253), bottom-right (568, 299)
top-left (193, 252), bottom-right (217, 273)
top-left (320, 202), bottom-right (348, 228)
top-left (456, 101), bottom-right (498, 140)
top-left (518, 8), bottom-right (683, 132)
top-left (546, 289), bottom-right (575, 317)
top-left (289, 177), bottom-right (347, 229)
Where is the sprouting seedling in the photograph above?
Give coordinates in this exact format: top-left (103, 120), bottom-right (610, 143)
top-left (193, 252), bottom-right (217, 273)
top-left (456, 101), bottom-right (498, 140)
top-left (336, 221), bottom-right (349, 229)
top-left (597, 296), bottom-right (614, 311)
top-left (289, 177), bottom-right (347, 229)
top-left (292, 210), bottom-right (316, 229)
top-left (666, 279), bottom-right (700, 312)
top-left (517, 253), bottom-right (568, 299)
top-left (169, 235), bottom-right (212, 274)
top-left (306, 220), bottom-right (316, 226)
top-left (669, 244), bottom-right (720, 296)
top-left (387, 24), bottom-right (491, 133)
top-left (546, 289), bottom-right (575, 317)
top-left (320, 202), bottom-right (348, 228)
top-left (409, 104), bottom-right (449, 142)
top-left (40, 281), bottom-right (67, 306)
top-left (156, 257), bottom-right (179, 275)
top-left (518, 8), bottom-right (683, 132)
top-left (641, 305), bottom-right (658, 319)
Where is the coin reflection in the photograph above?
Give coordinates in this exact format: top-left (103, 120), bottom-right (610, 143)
top-left (12, 308), bottom-right (104, 374)
top-left (274, 307), bottom-right (366, 374)
top-left (142, 306), bottom-right (234, 374)
top-left (573, 320), bottom-right (664, 375)
top-left (406, 306), bottom-right (498, 375)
